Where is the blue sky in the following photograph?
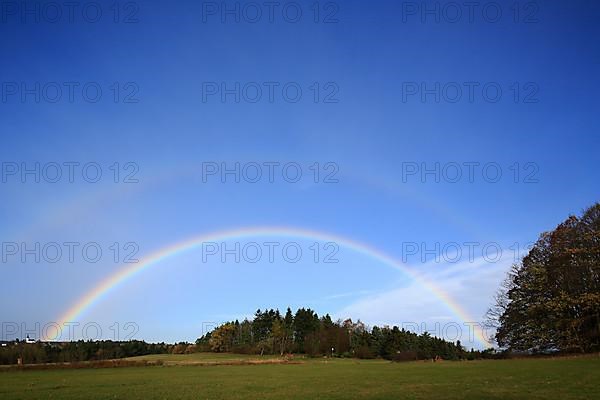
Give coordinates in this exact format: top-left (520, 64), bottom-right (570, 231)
top-left (1, 0), bottom-right (599, 348)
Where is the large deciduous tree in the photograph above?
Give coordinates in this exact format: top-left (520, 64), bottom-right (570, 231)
top-left (489, 203), bottom-right (600, 352)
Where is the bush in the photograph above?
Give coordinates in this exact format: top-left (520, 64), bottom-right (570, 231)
top-left (354, 346), bottom-right (376, 359)
top-left (231, 344), bottom-right (256, 355)
top-left (391, 351), bottom-right (418, 362)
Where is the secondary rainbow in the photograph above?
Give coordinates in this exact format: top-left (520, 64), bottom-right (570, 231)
top-left (56, 226), bottom-right (489, 346)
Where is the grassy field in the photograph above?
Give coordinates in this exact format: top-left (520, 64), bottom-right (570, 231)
top-left (125, 352), bottom-right (286, 365)
top-left (1, 354), bottom-right (598, 399)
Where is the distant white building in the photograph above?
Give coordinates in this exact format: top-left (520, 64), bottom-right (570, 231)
top-left (25, 335), bottom-right (36, 344)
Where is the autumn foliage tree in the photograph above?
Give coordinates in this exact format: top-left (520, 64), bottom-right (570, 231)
top-left (488, 203), bottom-right (600, 352)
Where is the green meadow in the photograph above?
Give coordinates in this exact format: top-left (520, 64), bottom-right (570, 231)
top-left (1, 354), bottom-right (599, 399)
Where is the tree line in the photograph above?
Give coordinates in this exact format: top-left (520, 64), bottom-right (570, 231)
top-left (2, 310), bottom-right (489, 365)
top-left (195, 307), bottom-right (475, 360)
top-left (0, 340), bottom-right (174, 365)
top-left (487, 203), bottom-right (600, 353)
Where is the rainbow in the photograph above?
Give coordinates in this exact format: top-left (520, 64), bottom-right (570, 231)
top-left (56, 226), bottom-right (489, 346)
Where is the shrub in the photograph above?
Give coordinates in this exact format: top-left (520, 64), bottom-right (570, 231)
top-left (354, 346), bottom-right (376, 359)
top-left (391, 351), bottom-right (418, 362)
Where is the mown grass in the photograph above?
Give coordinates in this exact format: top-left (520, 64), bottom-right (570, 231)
top-left (1, 354), bottom-right (598, 399)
